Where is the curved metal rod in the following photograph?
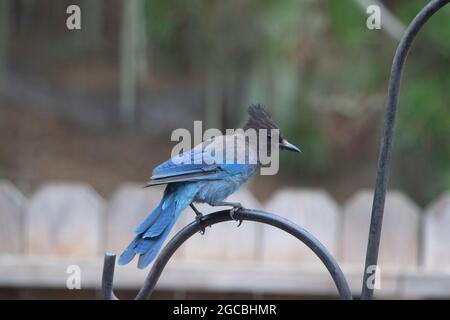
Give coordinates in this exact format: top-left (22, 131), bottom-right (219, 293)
top-left (102, 209), bottom-right (352, 300)
top-left (361, 0), bottom-right (449, 299)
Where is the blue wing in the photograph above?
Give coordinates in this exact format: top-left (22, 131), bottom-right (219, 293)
top-left (146, 146), bottom-right (222, 186)
top-left (146, 141), bottom-right (254, 186)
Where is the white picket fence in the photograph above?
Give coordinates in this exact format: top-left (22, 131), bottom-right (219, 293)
top-left (1, 179), bottom-right (450, 298)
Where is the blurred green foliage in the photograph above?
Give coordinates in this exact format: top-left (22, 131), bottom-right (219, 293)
top-left (392, 1), bottom-right (450, 204)
top-left (139, 0), bottom-right (450, 204)
top-left (3, 0), bottom-right (449, 205)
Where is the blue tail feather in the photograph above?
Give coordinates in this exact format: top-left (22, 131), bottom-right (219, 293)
top-left (134, 203), bottom-right (163, 235)
top-left (137, 215), bottom-right (179, 269)
top-left (118, 184), bottom-right (198, 268)
top-left (117, 237), bottom-right (139, 265)
top-left (143, 201), bottom-right (177, 238)
top-left (134, 238), bottom-right (152, 254)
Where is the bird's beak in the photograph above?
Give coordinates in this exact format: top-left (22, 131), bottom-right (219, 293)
top-left (280, 139), bottom-right (301, 153)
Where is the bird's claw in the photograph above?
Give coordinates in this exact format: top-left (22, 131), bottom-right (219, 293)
top-left (230, 206), bottom-right (244, 227)
top-left (195, 214), bottom-right (206, 235)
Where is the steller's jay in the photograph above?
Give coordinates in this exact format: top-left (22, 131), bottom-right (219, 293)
top-left (118, 104), bottom-right (301, 268)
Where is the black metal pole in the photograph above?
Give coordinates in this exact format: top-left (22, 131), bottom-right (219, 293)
top-left (102, 209), bottom-right (352, 300)
top-left (101, 253), bottom-right (118, 300)
top-left (361, 0), bottom-right (449, 300)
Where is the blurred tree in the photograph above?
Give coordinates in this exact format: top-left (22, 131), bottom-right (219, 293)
top-left (120, 0), bottom-right (148, 127)
top-left (0, 0), bottom-right (10, 76)
top-left (83, 0), bottom-right (103, 51)
top-left (1, 0), bottom-right (449, 205)
top-left (389, 0), bottom-right (450, 205)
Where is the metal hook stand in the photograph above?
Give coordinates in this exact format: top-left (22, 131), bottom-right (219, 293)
top-left (361, 0), bottom-right (449, 299)
top-left (101, 0), bottom-right (449, 300)
top-left (102, 209), bottom-right (352, 300)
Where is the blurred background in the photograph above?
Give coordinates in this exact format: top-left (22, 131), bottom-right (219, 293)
top-left (0, 0), bottom-right (449, 299)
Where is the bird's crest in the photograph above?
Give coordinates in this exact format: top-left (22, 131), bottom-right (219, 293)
top-left (243, 104), bottom-right (279, 131)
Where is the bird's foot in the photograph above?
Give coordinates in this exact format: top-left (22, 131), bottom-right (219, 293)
top-left (195, 214), bottom-right (207, 235)
top-left (229, 204), bottom-right (244, 227)
top-left (211, 201), bottom-right (244, 227)
top-left (190, 203), bottom-right (207, 235)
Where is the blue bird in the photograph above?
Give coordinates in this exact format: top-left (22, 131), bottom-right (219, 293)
top-left (118, 104), bottom-right (301, 268)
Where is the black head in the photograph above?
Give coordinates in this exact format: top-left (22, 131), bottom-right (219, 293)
top-left (244, 104), bottom-right (279, 132)
top-left (243, 104), bottom-right (301, 153)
